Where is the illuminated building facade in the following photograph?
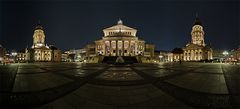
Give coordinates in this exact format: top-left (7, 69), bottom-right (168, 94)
top-left (85, 43), bottom-right (97, 62)
top-left (183, 16), bottom-right (213, 61)
top-left (25, 22), bottom-right (61, 62)
top-left (0, 45), bottom-right (6, 63)
top-left (30, 22), bottom-right (52, 61)
top-left (49, 45), bottom-right (62, 62)
top-left (233, 48), bottom-right (240, 62)
top-left (63, 48), bottom-right (87, 62)
top-left (226, 48), bottom-right (240, 62)
top-left (171, 48), bottom-right (184, 62)
top-left (95, 20), bottom-right (145, 57)
top-left (16, 49), bottom-right (30, 62)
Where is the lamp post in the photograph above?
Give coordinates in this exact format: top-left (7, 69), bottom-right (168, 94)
top-left (223, 51), bottom-right (229, 63)
top-left (159, 55), bottom-right (163, 63)
top-left (11, 51), bottom-right (17, 63)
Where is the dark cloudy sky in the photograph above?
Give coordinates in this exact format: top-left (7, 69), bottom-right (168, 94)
top-left (0, 0), bottom-right (239, 51)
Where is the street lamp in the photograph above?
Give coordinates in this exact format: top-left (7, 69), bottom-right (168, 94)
top-left (159, 55), bottom-right (163, 62)
top-left (223, 51), bottom-right (229, 63)
top-left (11, 52), bottom-right (17, 57)
top-left (223, 51), bottom-right (228, 56)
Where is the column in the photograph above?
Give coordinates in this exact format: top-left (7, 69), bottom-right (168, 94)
top-left (123, 40), bottom-right (124, 56)
top-left (110, 40), bottom-right (111, 56)
top-left (116, 40), bottom-right (118, 56)
top-left (134, 42), bottom-right (136, 56)
top-left (129, 40), bottom-right (131, 56)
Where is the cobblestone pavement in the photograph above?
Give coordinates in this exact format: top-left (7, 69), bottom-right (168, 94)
top-left (0, 62), bottom-right (239, 109)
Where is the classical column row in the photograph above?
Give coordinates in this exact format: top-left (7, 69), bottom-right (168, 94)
top-left (184, 49), bottom-right (202, 61)
top-left (107, 40), bottom-right (135, 56)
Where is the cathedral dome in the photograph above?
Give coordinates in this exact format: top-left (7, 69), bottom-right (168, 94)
top-left (35, 21), bottom-right (43, 30)
top-left (35, 24), bottom-right (43, 30)
top-left (193, 17), bottom-right (202, 26)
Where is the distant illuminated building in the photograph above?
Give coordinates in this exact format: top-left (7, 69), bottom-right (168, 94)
top-left (227, 48), bottom-right (240, 62)
top-left (30, 22), bottom-right (52, 61)
top-left (234, 48), bottom-right (240, 61)
top-left (16, 48), bottom-right (30, 62)
top-left (85, 43), bottom-right (97, 62)
top-left (144, 44), bottom-right (155, 58)
top-left (143, 44), bottom-right (155, 62)
top-left (23, 22), bottom-right (61, 62)
top-left (183, 15), bottom-right (213, 61)
top-left (49, 45), bottom-right (62, 62)
top-left (62, 49), bottom-right (86, 62)
top-left (0, 45), bottom-right (6, 63)
top-left (61, 52), bottom-right (68, 62)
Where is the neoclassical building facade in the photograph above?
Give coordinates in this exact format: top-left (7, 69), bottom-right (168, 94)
top-left (182, 16), bottom-right (213, 61)
top-left (95, 20), bottom-right (145, 56)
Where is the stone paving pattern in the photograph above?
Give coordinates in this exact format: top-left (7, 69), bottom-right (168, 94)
top-left (0, 62), bottom-right (239, 109)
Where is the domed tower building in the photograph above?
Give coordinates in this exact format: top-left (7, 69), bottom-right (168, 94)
top-left (30, 22), bottom-right (52, 61)
top-left (183, 15), bottom-right (213, 61)
top-left (32, 22), bottom-right (45, 48)
top-left (191, 17), bottom-right (205, 46)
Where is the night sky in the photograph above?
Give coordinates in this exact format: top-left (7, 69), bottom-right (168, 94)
top-left (0, 0), bottom-right (239, 51)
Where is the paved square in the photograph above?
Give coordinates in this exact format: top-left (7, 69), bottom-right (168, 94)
top-left (0, 62), bottom-right (239, 109)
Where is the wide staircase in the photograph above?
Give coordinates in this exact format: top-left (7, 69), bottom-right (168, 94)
top-left (102, 56), bottom-right (138, 64)
top-left (102, 56), bottom-right (117, 64)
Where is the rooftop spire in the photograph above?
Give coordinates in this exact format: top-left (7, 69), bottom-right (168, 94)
top-left (196, 12), bottom-right (198, 18)
top-left (193, 12), bottom-right (202, 26)
top-left (35, 20), bottom-right (43, 30)
top-left (38, 20), bottom-right (41, 25)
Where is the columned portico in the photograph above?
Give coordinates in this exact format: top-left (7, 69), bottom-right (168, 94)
top-left (95, 20), bottom-right (145, 57)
